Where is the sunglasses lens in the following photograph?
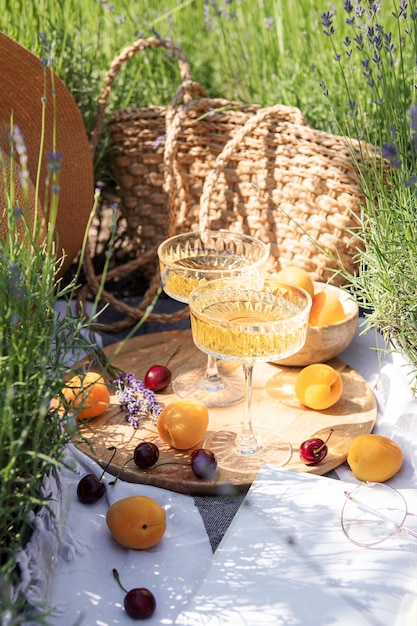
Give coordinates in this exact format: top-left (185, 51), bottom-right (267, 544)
top-left (341, 482), bottom-right (407, 547)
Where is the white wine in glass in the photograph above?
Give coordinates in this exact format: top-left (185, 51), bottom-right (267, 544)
top-left (189, 278), bottom-right (312, 473)
top-left (157, 231), bottom-right (269, 407)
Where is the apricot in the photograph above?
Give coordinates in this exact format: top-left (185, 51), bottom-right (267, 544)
top-left (295, 363), bottom-right (343, 410)
top-left (275, 265), bottom-right (315, 298)
top-left (157, 399), bottom-right (209, 450)
top-left (63, 371), bottom-right (110, 420)
top-left (347, 434), bottom-right (403, 482)
top-left (106, 495), bottom-right (166, 550)
top-left (308, 290), bottom-right (346, 326)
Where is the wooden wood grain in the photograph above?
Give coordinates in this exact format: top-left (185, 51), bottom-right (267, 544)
top-left (73, 329), bottom-right (376, 495)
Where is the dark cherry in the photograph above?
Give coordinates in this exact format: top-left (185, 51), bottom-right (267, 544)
top-left (76, 446), bottom-right (116, 504)
top-left (124, 587), bottom-right (156, 620)
top-left (144, 365), bottom-right (171, 392)
top-left (299, 429), bottom-right (333, 465)
top-left (190, 449), bottom-right (217, 479)
top-left (113, 568), bottom-right (156, 620)
top-left (77, 473), bottom-right (106, 504)
top-left (134, 442), bottom-right (160, 469)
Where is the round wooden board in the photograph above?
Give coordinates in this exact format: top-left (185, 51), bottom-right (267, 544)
top-left (73, 329), bottom-right (377, 495)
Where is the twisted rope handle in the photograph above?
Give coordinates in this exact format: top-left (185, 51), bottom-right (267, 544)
top-left (82, 36), bottom-right (201, 330)
top-left (164, 87), bottom-right (216, 237)
top-left (88, 34), bottom-right (208, 237)
top-left (199, 103), bottom-right (309, 230)
top-left (89, 35), bottom-right (194, 156)
top-left (77, 249), bottom-right (190, 333)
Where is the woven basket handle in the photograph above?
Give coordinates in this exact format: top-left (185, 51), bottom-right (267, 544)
top-left (89, 36), bottom-right (194, 155)
top-left (198, 103), bottom-right (309, 230)
top-left (163, 86), bottom-right (213, 237)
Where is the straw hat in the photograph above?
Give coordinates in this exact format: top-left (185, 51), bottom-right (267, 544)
top-left (0, 33), bottom-right (94, 273)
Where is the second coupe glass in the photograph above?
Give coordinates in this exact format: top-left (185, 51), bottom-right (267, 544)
top-left (189, 278), bottom-right (311, 472)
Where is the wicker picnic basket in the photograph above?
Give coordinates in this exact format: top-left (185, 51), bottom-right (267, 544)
top-left (81, 36), bottom-right (365, 332)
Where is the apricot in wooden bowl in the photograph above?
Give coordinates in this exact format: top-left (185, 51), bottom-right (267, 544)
top-left (274, 282), bottom-right (359, 367)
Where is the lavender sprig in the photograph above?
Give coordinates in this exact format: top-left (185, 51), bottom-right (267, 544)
top-left (112, 372), bottom-right (162, 428)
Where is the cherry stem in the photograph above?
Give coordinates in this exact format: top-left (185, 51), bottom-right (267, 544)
top-left (109, 456), bottom-right (193, 486)
top-left (165, 346), bottom-right (181, 368)
top-left (314, 428), bottom-right (334, 454)
top-left (107, 453), bottom-right (185, 485)
top-left (112, 568), bottom-right (128, 594)
top-left (99, 446), bottom-right (117, 481)
top-left (151, 461), bottom-right (191, 470)
top-left (108, 454), bottom-right (134, 486)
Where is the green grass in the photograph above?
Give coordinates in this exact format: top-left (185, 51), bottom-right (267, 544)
top-left (1, 0), bottom-right (411, 175)
top-left (0, 3), bottom-right (408, 107)
top-left (0, 2), bottom-right (393, 141)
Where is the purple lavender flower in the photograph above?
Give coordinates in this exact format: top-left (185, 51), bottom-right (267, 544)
top-left (344, 0), bottom-right (353, 15)
top-left (403, 172), bottom-right (417, 187)
top-left (409, 104), bottom-right (417, 131)
top-left (8, 263), bottom-right (25, 299)
top-left (368, 1), bottom-right (381, 20)
top-left (355, 5), bottom-right (365, 19)
top-left (382, 143), bottom-right (402, 168)
top-left (152, 135), bottom-right (166, 150)
top-left (112, 372), bottom-right (162, 428)
top-left (383, 32), bottom-right (395, 53)
top-left (354, 33), bottom-right (364, 51)
top-left (12, 125), bottom-right (30, 189)
top-left (398, 0), bottom-right (408, 19)
top-left (47, 151), bottom-right (63, 174)
top-left (321, 11), bottom-right (335, 37)
top-left (348, 99), bottom-right (357, 118)
top-left (319, 81), bottom-right (329, 97)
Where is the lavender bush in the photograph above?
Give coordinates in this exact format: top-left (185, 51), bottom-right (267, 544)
top-left (320, 0), bottom-right (417, 388)
top-left (0, 43), bottom-right (106, 622)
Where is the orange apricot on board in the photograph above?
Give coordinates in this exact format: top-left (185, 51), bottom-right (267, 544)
top-left (295, 363), bottom-right (343, 410)
top-left (308, 290), bottom-right (346, 326)
top-left (157, 399), bottom-right (209, 450)
top-left (347, 434), bottom-right (403, 482)
top-left (62, 371), bottom-right (110, 420)
top-left (275, 265), bottom-right (315, 298)
top-left (106, 496), bottom-right (166, 550)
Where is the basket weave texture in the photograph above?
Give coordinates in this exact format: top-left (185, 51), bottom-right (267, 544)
top-left (83, 36), bottom-right (365, 332)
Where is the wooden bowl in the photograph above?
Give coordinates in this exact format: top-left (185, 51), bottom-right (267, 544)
top-left (274, 282), bottom-right (359, 366)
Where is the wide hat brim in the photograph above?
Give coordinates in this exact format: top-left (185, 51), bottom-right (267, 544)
top-left (0, 33), bottom-right (94, 273)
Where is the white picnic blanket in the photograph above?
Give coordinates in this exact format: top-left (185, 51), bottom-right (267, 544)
top-left (13, 317), bottom-right (417, 625)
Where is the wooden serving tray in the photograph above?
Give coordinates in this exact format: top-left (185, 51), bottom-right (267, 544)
top-left (73, 329), bottom-right (376, 495)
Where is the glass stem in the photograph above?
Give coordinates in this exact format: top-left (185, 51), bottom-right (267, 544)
top-left (236, 363), bottom-right (259, 455)
top-left (204, 354), bottom-right (221, 382)
top-left (203, 354), bottom-right (225, 389)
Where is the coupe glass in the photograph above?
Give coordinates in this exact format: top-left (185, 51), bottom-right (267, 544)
top-left (188, 277), bottom-right (312, 473)
top-left (157, 231), bottom-right (269, 407)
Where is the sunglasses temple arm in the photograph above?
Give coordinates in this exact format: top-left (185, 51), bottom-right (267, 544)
top-left (344, 491), bottom-right (398, 523)
top-left (402, 523), bottom-right (417, 539)
top-left (344, 491), bottom-right (417, 540)
top-left (344, 491), bottom-right (406, 534)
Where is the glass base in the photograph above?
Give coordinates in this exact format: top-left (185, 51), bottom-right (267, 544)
top-left (173, 369), bottom-right (244, 407)
top-left (204, 428), bottom-right (292, 473)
